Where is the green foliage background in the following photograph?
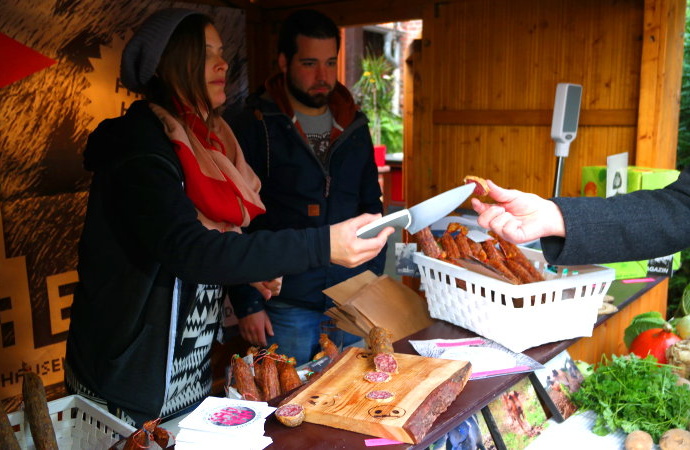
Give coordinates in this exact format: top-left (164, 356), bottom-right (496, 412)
top-left (668, 2), bottom-right (690, 318)
top-left (353, 52), bottom-right (404, 153)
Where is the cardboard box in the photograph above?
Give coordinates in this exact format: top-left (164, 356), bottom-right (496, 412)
top-left (323, 271), bottom-right (433, 342)
top-left (580, 165), bottom-right (681, 279)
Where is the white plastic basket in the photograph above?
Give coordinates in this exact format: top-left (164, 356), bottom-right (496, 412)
top-left (413, 247), bottom-right (615, 352)
top-left (8, 394), bottom-right (136, 450)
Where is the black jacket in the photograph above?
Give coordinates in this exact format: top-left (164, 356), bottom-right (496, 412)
top-left (226, 76), bottom-right (385, 316)
top-left (67, 101), bottom-right (331, 421)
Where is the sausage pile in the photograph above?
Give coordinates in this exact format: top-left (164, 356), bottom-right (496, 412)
top-left (231, 344), bottom-right (304, 403)
top-left (414, 223), bottom-right (544, 285)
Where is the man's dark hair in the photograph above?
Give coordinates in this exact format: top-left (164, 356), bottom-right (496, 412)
top-left (277, 9), bottom-right (340, 63)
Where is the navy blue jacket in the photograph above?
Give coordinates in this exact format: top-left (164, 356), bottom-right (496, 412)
top-left (226, 75), bottom-right (385, 316)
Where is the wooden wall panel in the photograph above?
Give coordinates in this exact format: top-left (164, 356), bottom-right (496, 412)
top-left (411, 0), bottom-right (646, 203)
top-left (636, 0), bottom-right (685, 168)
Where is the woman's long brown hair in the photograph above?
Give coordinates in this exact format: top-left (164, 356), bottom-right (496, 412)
top-left (144, 14), bottom-right (217, 122)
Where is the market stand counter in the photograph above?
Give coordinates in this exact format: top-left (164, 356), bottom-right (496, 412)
top-left (262, 277), bottom-right (666, 449)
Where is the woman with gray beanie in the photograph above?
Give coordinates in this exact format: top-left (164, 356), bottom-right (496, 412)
top-left (65, 8), bottom-right (391, 426)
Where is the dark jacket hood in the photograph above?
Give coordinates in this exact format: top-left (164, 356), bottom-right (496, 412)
top-left (83, 100), bottom-right (167, 173)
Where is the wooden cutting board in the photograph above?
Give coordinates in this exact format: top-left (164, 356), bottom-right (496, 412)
top-left (282, 347), bottom-right (472, 444)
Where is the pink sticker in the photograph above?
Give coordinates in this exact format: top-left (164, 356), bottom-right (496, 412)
top-left (621, 278), bottom-right (655, 283)
top-left (436, 339), bottom-right (485, 347)
top-left (365, 438), bottom-right (404, 446)
top-left (470, 365), bottom-right (532, 379)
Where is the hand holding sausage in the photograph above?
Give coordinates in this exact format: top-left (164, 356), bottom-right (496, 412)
top-left (471, 180), bottom-right (565, 244)
top-left (329, 214), bottom-right (393, 268)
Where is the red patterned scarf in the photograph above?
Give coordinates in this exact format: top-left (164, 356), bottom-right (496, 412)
top-left (150, 103), bottom-right (265, 232)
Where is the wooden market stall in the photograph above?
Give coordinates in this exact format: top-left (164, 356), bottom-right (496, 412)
top-left (222, 0), bottom-right (685, 363)
top-left (0, 0), bottom-right (685, 424)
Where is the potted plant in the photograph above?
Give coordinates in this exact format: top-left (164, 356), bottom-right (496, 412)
top-left (353, 52), bottom-right (403, 166)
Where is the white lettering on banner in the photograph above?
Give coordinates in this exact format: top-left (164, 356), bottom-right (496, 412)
top-left (0, 358), bottom-right (65, 389)
top-left (0, 213), bottom-right (69, 399)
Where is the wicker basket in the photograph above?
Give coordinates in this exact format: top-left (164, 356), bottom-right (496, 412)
top-left (8, 394), bottom-right (136, 449)
top-left (413, 247), bottom-right (615, 352)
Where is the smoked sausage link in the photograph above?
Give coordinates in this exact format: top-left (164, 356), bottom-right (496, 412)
top-left (232, 354), bottom-right (262, 401)
top-left (259, 357), bottom-right (281, 401)
top-left (0, 400), bottom-right (20, 450)
top-left (22, 370), bottom-right (58, 450)
top-left (368, 327), bottom-right (398, 374)
top-left (277, 360), bottom-right (302, 393)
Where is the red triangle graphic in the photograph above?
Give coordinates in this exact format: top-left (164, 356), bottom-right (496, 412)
top-left (0, 33), bottom-right (56, 88)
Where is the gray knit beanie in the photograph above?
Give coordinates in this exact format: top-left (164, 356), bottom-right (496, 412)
top-left (120, 8), bottom-right (203, 93)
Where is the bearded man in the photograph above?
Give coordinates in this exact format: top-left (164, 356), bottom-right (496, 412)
top-left (226, 9), bottom-right (386, 365)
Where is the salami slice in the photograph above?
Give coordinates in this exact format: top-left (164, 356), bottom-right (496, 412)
top-left (363, 371), bottom-right (392, 383)
top-left (463, 175), bottom-right (490, 196)
top-left (366, 390), bottom-right (395, 402)
top-left (374, 353), bottom-right (399, 374)
top-left (275, 403), bottom-right (305, 427)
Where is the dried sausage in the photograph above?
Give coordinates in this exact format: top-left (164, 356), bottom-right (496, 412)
top-left (318, 333), bottom-right (340, 361)
top-left (0, 401), bottom-right (20, 450)
top-left (453, 231), bottom-right (473, 259)
top-left (414, 227), bottom-right (442, 259)
top-left (232, 354), bottom-right (262, 401)
top-left (490, 232), bottom-right (544, 282)
top-left (22, 369), bottom-right (58, 450)
top-left (369, 326), bottom-right (394, 355)
top-left (258, 357), bottom-right (281, 401)
top-left (439, 232), bottom-right (461, 260)
top-left (368, 327), bottom-right (398, 374)
top-left (277, 359), bottom-right (302, 393)
top-left (275, 403), bottom-right (305, 427)
top-left (504, 259), bottom-right (535, 284)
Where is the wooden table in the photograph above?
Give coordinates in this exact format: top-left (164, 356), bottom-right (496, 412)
top-left (263, 277), bottom-right (665, 449)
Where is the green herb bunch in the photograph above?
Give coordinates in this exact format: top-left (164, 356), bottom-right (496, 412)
top-left (570, 354), bottom-right (690, 441)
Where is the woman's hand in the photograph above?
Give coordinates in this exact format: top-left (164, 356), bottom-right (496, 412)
top-left (237, 311), bottom-right (273, 347)
top-left (471, 180), bottom-right (565, 244)
top-left (330, 214), bottom-right (393, 267)
top-left (250, 277), bottom-right (283, 300)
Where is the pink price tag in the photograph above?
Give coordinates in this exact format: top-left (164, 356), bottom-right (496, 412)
top-left (436, 339), bottom-right (485, 347)
top-left (365, 438), bottom-right (404, 446)
top-left (470, 365), bottom-right (532, 379)
top-left (622, 278), bottom-right (655, 283)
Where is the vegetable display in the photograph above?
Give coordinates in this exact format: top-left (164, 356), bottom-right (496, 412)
top-left (628, 324), bottom-right (681, 364)
top-left (624, 311), bottom-right (668, 349)
top-left (570, 354), bottom-right (690, 441)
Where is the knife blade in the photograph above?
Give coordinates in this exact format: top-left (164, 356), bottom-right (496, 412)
top-left (356, 183), bottom-right (476, 238)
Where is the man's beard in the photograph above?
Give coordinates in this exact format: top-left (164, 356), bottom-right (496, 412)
top-left (286, 74), bottom-right (331, 108)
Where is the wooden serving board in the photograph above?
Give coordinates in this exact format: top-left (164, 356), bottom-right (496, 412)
top-left (282, 347), bottom-right (472, 444)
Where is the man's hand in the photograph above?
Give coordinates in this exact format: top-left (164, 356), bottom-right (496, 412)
top-left (237, 310), bottom-right (273, 347)
top-left (330, 214), bottom-right (393, 267)
top-left (250, 277), bottom-right (283, 300)
top-left (471, 180), bottom-right (565, 244)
